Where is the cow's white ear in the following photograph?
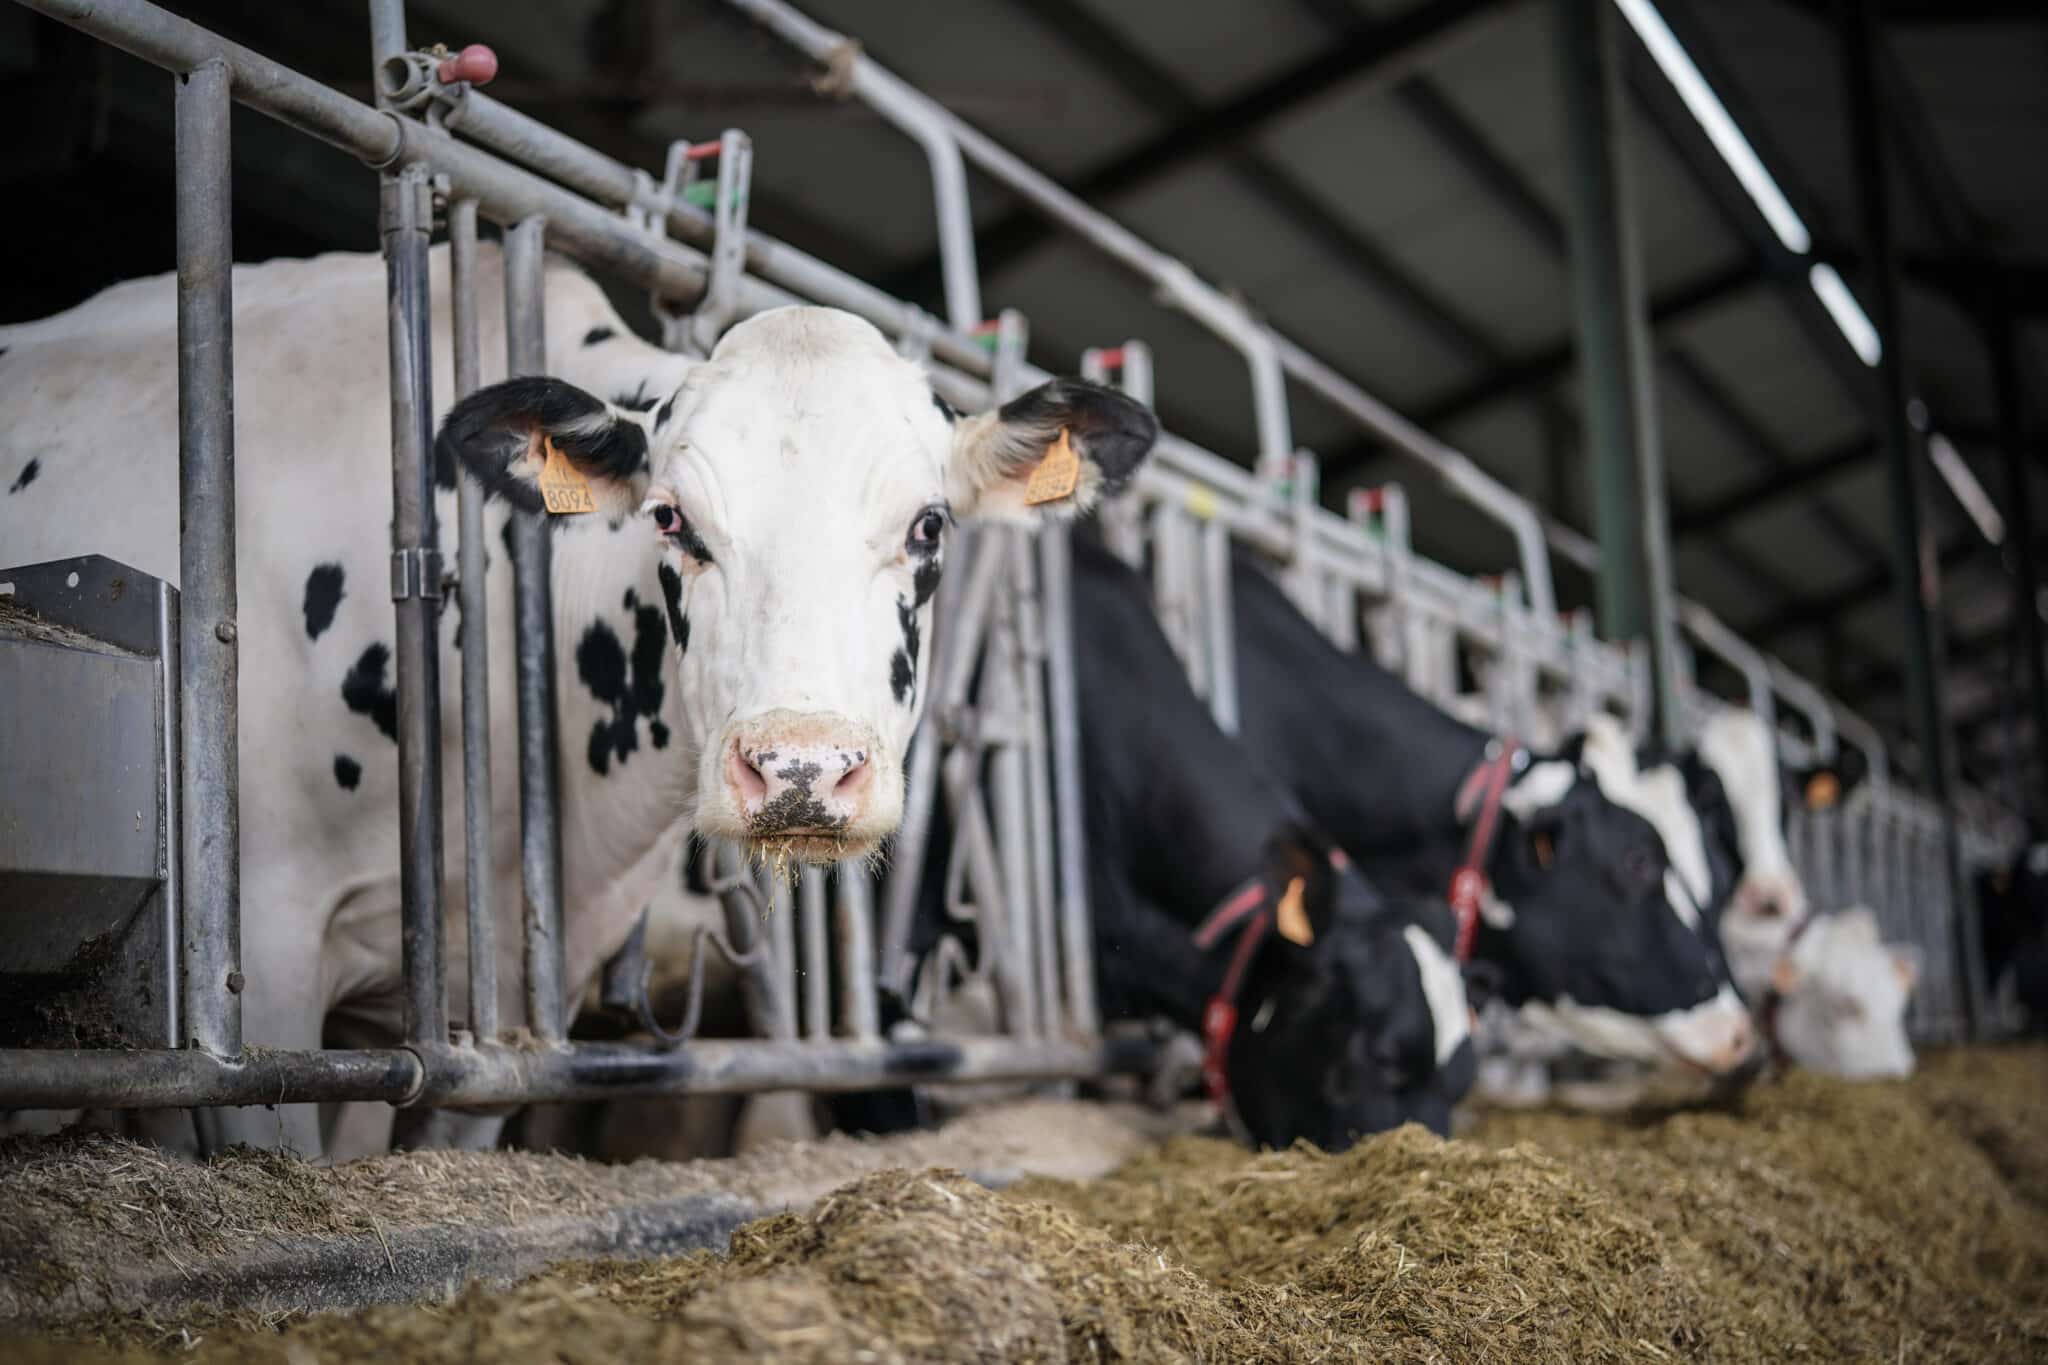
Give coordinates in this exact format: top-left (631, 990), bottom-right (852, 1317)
top-left (1890, 945), bottom-right (1922, 995)
top-left (945, 378), bottom-right (1159, 525)
top-left (436, 376), bottom-right (656, 523)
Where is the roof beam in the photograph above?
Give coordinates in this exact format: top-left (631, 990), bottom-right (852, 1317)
top-left (881, 0), bottom-right (1513, 298)
top-left (1671, 436), bottom-right (1876, 538)
top-left (1748, 531), bottom-right (1988, 643)
top-left (1394, 256), bottom-right (1759, 437)
top-left (1784, 0), bottom-right (2048, 24)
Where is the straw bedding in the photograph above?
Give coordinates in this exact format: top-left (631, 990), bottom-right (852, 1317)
top-left (8, 1045), bottom-right (2045, 1363)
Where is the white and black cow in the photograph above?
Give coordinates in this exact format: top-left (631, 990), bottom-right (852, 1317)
top-left (0, 245), bottom-right (1155, 1157)
top-left (1978, 841), bottom-right (2048, 1034)
top-left (836, 534), bottom-right (1476, 1152)
top-left (1227, 552), bottom-right (1755, 1078)
top-left (1662, 706), bottom-right (1920, 1077)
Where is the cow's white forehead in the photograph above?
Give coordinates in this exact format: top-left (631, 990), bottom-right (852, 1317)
top-left (652, 310), bottom-right (949, 536)
top-left (1580, 714), bottom-right (1713, 924)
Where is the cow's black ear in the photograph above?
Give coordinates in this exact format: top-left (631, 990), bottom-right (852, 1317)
top-left (1262, 824), bottom-right (1340, 950)
top-left (946, 377), bottom-right (1159, 524)
top-left (436, 376), bottom-right (652, 521)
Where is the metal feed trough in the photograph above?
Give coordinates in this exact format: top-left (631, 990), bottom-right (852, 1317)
top-left (0, 0), bottom-right (2023, 1137)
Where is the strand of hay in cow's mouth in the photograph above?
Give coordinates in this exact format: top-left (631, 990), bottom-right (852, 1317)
top-left (11, 1046), bottom-right (2048, 1363)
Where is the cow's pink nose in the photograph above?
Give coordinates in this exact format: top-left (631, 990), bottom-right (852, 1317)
top-left (1693, 1013), bottom-right (1755, 1075)
top-left (726, 729), bottom-right (873, 833)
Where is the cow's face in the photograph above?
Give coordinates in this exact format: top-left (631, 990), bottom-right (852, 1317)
top-left (442, 306), bottom-right (1158, 864)
top-left (1769, 909), bottom-right (1917, 1078)
top-left (1696, 706), bottom-right (1812, 927)
top-left (1488, 757), bottom-right (1754, 1076)
top-left (1223, 835), bottom-right (1475, 1151)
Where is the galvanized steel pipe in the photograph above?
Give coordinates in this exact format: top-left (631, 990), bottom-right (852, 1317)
top-left (173, 57), bottom-right (241, 1060)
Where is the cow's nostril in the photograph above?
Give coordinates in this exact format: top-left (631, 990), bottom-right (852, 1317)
top-left (833, 753), bottom-right (872, 802)
top-left (728, 743), bottom-right (769, 805)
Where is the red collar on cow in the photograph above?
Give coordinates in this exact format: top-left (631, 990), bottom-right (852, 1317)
top-left (1191, 847), bottom-right (1353, 1120)
top-left (1758, 905), bottom-right (1819, 1068)
top-left (1447, 737), bottom-right (1524, 964)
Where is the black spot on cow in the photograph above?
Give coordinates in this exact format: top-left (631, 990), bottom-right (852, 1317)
top-left (889, 596), bottom-right (921, 706)
top-left (654, 395), bottom-right (675, 430)
top-left (333, 754), bottom-right (363, 791)
top-left (612, 379), bottom-right (658, 413)
top-left (930, 389), bottom-right (958, 424)
top-left (911, 551), bottom-right (942, 609)
top-left (8, 458), bottom-right (38, 495)
top-left (657, 562), bottom-right (690, 657)
top-left (583, 326), bottom-right (617, 347)
top-left (890, 650), bottom-right (914, 705)
top-left (302, 563), bottom-right (345, 640)
top-left (577, 590), bottom-right (669, 776)
top-left (341, 643), bottom-right (399, 743)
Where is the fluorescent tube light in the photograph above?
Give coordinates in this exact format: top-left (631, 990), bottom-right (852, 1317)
top-left (1612, 0), bottom-right (1813, 254)
top-left (1927, 432), bottom-right (2005, 546)
top-left (1807, 263), bottom-right (1882, 366)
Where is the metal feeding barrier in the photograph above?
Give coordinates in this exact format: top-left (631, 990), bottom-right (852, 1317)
top-left (0, 0), bottom-right (2023, 1137)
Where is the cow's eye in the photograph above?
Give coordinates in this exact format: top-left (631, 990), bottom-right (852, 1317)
top-left (652, 503), bottom-right (714, 564)
top-left (908, 508), bottom-right (947, 549)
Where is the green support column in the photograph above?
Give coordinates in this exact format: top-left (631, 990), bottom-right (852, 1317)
top-left (1554, 0), bottom-right (1685, 753)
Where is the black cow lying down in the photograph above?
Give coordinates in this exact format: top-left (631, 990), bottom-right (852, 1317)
top-left (1227, 550), bottom-right (1755, 1079)
top-left (837, 534), bottom-right (1476, 1152)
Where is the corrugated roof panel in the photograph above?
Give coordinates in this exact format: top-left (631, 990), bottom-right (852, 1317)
top-left (1438, 401), bottom-right (1552, 511)
top-left (1112, 161), bottom-right (1478, 406)
top-left (1665, 286), bottom-right (1868, 458)
top-left (1066, 0), bottom-right (1330, 104)
top-left (1907, 288), bottom-right (1994, 429)
top-left (1720, 498), bottom-right (1867, 600)
top-left (1894, 25), bottom-right (2048, 256)
top-left (803, 0), bottom-right (1169, 178)
top-left (1653, 363), bottom-right (1772, 507)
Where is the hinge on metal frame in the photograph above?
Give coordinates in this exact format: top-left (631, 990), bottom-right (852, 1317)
top-left (390, 548), bottom-right (445, 601)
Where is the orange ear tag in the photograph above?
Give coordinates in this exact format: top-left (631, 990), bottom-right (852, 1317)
top-left (1275, 876), bottom-right (1314, 947)
top-left (538, 435), bottom-right (597, 515)
top-left (1022, 427), bottom-right (1081, 507)
top-left (1805, 772), bottom-right (1840, 812)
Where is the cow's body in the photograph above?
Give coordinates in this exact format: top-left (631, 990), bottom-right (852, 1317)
top-left (5, 248), bottom-right (680, 1153)
top-left (1227, 552), bottom-right (1754, 1076)
top-left (1, 247), bottom-right (1154, 1157)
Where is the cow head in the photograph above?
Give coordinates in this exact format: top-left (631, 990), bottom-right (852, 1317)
top-left (1220, 829), bottom-right (1475, 1151)
top-left (442, 306), bottom-right (1157, 864)
top-left (1695, 706), bottom-right (1811, 928)
top-left (1767, 908), bottom-right (1918, 1078)
top-left (1481, 731), bottom-right (1754, 1078)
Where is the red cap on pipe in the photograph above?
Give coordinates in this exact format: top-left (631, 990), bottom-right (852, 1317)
top-left (685, 141), bottom-right (724, 161)
top-left (1094, 346), bottom-right (1126, 369)
top-left (437, 44), bottom-right (498, 86)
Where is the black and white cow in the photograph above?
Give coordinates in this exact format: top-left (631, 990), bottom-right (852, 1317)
top-left (1070, 536), bottom-right (1474, 1147)
top-left (0, 245), bottom-right (1155, 1156)
top-left (1227, 552), bottom-right (1755, 1078)
top-left (841, 535), bottom-right (1476, 1151)
top-left (1670, 707), bottom-right (1918, 1077)
top-left (1977, 840), bottom-right (2048, 1033)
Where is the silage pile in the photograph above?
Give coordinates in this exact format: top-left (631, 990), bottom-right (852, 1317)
top-left (14, 1046), bottom-right (2048, 1364)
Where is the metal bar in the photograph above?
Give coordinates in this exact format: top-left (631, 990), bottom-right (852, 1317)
top-left (383, 162), bottom-right (447, 1048)
top-left (449, 197), bottom-right (498, 1042)
top-left (833, 864), bottom-right (881, 1040)
top-left (1012, 534), bottom-right (1063, 1037)
top-left (982, 545), bottom-right (1042, 1039)
top-left (174, 56), bottom-right (240, 1058)
top-left (799, 870), bottom-right (830, 1040)
top-left (1989, 309), bottom-right (2048, 818)
top-left (1554, 0), bottom-right (1683, 753)
top-left (1200, 516), bottom-right (1240, 734)
top-left (0, 1049), bottom-right (423, 1111)
top-left (366, 0), bottom-right (406, 111)
top-left (1037, 523), bottom-right (1098, 1036)
top-left (1842, 0), bottom-right (1983, 1034)
top-left (503, 215), bottom-right (568, 1042)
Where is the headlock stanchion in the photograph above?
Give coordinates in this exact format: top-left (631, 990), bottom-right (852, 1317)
top-left (0, 0), bottom-right (2027, 1127)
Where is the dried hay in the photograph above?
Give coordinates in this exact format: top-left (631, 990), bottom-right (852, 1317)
top-left (8, 1046), bottom-right (2047, 1363)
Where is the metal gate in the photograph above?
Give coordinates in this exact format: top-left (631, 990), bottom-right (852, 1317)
top-left (0, 0), bottom-right (2024, 1131)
